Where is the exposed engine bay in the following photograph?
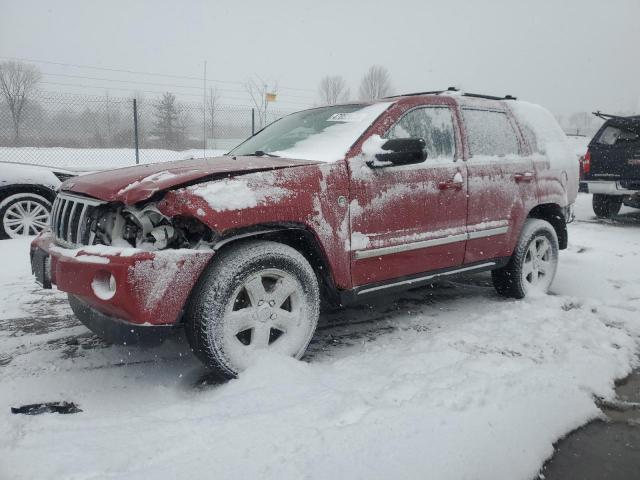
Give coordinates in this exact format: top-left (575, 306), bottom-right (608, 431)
top-left (97, 203), bottom-right (216, 250)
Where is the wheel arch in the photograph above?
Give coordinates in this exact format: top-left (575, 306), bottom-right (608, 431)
top-left (0, 184), bottom-right (57, 204)
top-left (210, 224), bottom-right (341, 308)
top-left (526, 203), bottom-right (567, 250)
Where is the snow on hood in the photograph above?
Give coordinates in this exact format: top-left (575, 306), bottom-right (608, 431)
top-left (59, 156), bottom-right (321, 204)
top-left (187, 178), bottom-right (292, 212)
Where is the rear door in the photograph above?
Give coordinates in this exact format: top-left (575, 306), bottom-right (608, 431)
top-left (589, 122), bottom-right (640, 180)
top-left (349, 105), bottom-right (468, 287)
top-left (461, 108), bottom-right (538, 264)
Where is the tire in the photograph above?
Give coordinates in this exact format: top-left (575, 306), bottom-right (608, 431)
top-left (184, 240), bottom-right (320, 379)
top-left (592, 194), bottom-right (622, 218)
top-left (0, 192), bottom-right (52, 239)
top-left (492, 219), bottom-right (559, 299)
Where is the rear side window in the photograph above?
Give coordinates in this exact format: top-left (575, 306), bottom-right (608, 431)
top-left (462, 109), bottom-right (520, 157)
top-left (597, 125), bottom-right (639, 146)
top-left (384, 106), bottom-right (456, 159)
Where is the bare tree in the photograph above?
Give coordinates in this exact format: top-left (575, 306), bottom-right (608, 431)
top-left (318, 75), bottom-right (350, 105)
top-left (358, 65), bottom-right (393, 101)
top-left (205, 86), bottom-right (220, 139)
top-left (0, 61), bottom-right (41, 145)
top-left (244, 76), bottom-right (278, 129)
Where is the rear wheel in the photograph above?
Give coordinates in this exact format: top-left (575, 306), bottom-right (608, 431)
top-left (0, 193), bottom-right (51, 239)
top-left (492, 219), bottom-right (559, 299)
top-left (184, 240), bottom-right (320, 379)
top-left (592, 194), bottom-right (622, 218)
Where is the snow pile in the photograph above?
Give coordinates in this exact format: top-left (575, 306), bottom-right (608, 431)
top-left (189, 178), bottom-right (291, 212)
top-left (271, 103), bottom-right (392, 162)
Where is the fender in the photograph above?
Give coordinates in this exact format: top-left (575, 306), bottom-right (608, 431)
top-left (156, 161), bottom-right (352, 290)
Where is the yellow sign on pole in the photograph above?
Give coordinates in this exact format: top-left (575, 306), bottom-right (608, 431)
top-left (265, 92), bottom-right (277, 102)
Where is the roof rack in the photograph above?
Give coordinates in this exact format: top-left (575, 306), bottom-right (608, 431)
top-left (592, 111), bottom-right (628, 120)
top-left (384, 87), bottom-right (517, 101)
top-left (384, 87), bottom-right (454, 99)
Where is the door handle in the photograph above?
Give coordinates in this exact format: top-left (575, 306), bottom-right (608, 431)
top-left (438, 179), bottom-right (464, 190)
top-left (514, 172), bottom-right (535, 182)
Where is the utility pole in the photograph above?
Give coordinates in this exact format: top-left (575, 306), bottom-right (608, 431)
top-left (264, 83), bottom-right (268, 128)
top-left (133, 98), bottom-right (139, 164)
top-left (203, 61), bottom-right (207, 159)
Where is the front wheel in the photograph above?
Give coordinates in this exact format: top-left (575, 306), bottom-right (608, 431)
top-left (184, 240), bottom-right (320, 379)
top-left (492, 219), bottom-right (559, 299)
top-left (592, 194), bottom-right (622, 218)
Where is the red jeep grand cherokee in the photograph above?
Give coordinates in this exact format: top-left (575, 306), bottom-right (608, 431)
top-left (31, 90), bottom-right (578, 378)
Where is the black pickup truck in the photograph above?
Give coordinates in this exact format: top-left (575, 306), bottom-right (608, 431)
top-left (581, 113), bottom-right (640, 217)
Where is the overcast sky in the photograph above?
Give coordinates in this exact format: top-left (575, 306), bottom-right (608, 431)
top-left (1, 0), bottom-right (638, 115)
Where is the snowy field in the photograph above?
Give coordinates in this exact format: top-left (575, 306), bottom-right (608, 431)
top-left (0, 134), bottom-right (589, 173)
top-left (0, 147), bottom-right (229, 172)
top-left (0, 193), bottom-right (639, 480)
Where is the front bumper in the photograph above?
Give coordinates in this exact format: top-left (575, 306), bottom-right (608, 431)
top-left (30, 232), bottom-right (214, 326)
top-left (580, 180), bottom-right (639, 196)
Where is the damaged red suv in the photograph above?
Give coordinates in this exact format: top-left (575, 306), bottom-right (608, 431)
top-left (31, 90), bottom-right (578, 378)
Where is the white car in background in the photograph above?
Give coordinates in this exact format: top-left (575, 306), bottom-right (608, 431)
top-left (0, 162), bottom-right (76, 239)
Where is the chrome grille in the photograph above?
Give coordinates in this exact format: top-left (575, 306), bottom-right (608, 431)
top-left (51, 193), bottom-right (105, 247)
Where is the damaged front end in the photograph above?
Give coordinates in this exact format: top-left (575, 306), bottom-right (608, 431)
top-left (33, 190), bottom-right (218, 328)
top-left (51, 191), bottom-right (217, 251)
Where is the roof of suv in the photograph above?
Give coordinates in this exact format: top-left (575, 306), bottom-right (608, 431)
top-left (381, 88), bottom-right (519, 112)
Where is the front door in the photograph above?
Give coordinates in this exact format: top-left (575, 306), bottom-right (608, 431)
top-left (349, 105), bottom-right (468, 287)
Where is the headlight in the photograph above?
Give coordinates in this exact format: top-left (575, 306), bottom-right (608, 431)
top-left (121, 204), bottom-right (174, 249)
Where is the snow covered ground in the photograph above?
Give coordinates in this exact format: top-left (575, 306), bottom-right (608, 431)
top-left (0, 193), bottom-right (638, 480)
top-left (0, 147), bottom-right (228, 172)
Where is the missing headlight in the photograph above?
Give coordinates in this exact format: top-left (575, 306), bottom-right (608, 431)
top-left (87, 202), bottom-right (216, 250)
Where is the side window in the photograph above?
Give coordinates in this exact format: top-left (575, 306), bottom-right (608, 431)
top-left (462, 109), bottom-right (520, 157)
top-left (597, 125), bottom-right (639, 146)
top-left (384, 107), bottom-right (456, 159)
top-left (520, 124), bottom-right (543, 154)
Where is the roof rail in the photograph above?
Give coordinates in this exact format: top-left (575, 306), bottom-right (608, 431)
top-left (383, 89), bottom-right (448, 99)
top-left (384, 87), bottom-right (517, 101)
top-left (462, 92), bottom-right (517, 101)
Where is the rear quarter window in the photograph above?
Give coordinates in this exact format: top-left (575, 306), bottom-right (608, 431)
top-left (462, 109), bottom-right (520, 157)
top-left (597, 125), bottom-right (639, 146)
top-left (507, 100), bottom-right (573, 164)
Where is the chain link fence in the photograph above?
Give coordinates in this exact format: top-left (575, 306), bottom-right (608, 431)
top-left (0, 90), bottom-right (295, 170)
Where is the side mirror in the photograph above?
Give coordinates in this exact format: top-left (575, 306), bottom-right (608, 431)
top-left (369, 138), bottom-right (427, 167)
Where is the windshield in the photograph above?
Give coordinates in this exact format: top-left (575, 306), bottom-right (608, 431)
top-left (229, 102), bottom-right (392, 162)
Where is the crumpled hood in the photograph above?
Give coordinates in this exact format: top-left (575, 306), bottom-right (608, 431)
top-left (60, 156), bottom-right (321, 204)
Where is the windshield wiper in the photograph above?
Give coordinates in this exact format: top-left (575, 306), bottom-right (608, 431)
top-left (249, 150), bottom-right (280, 158)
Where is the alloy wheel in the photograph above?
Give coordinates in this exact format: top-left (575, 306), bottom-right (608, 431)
top-left (220, 268), bottom-right (313, 371)
top-left (3, 199), bottom-right (51, 238)
top-left (521, 235), bottom-right (554, 293)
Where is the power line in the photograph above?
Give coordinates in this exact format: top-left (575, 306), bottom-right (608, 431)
top-left (38, 81), bottom-right (315, 107)
top-left (0, 55), bottom-right (317, 93)
top-left (39, 71), bottom-right (316, 100)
